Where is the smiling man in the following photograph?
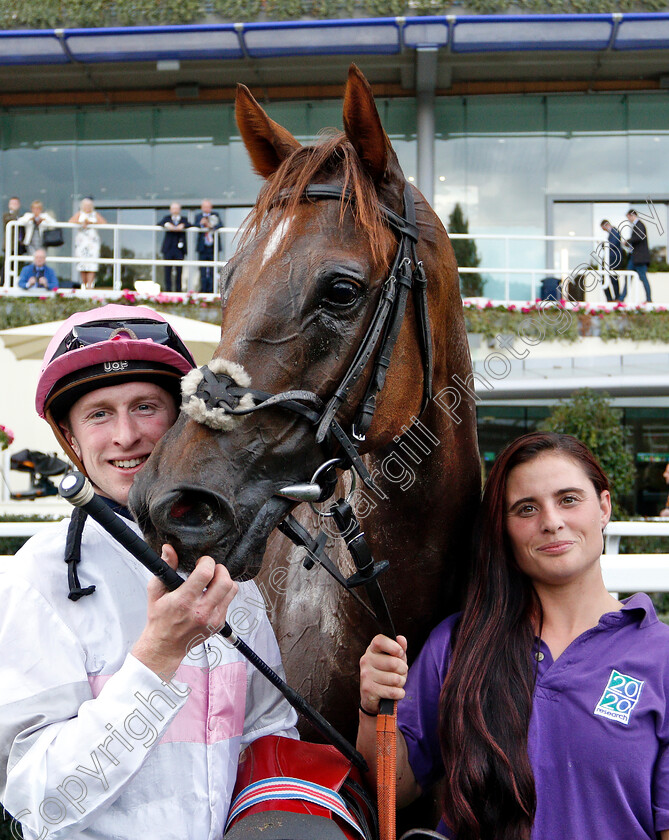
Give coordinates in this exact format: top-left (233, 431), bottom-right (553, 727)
top-left (0, 304), bottom-right (297, 840)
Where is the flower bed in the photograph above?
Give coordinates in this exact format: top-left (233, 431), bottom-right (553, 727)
top-left (2, 294), bottom-right (669, 344)
top-left (0, 289), bottom-right (222, 330)
top-left (462, 301), bottom-right (669, 344)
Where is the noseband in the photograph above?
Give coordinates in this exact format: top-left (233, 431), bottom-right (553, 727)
top-left (181, 181), bottom-right (433, 491)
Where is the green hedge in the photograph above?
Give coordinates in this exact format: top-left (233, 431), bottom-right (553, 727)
top-left (0, 0), bottom-right (666, 28)
top-left (0, 292), bottom-right (221, 330)
top-left (0, 514), bottom-right (63, 556)
top-left (463, 302), bottom-right (669, 343)
top-left (2, 296), bottom-right (669, 343)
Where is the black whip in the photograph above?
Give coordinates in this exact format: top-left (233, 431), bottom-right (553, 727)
top-left (58, 471), bottom-right (367, 771)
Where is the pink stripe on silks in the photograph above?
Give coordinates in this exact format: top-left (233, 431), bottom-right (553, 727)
top-left (88, 662), bottom-right (247, 745)
top-left (162, 662), bottom-right (246, 745)
top-left (88, 674), bottom-right (112, 697)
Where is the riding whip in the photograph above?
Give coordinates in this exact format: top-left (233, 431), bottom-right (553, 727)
top-left (58, 471), bottom-right (367, 772)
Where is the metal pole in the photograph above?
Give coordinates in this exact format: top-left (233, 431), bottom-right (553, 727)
top-left (416, 47), bottom-right (437, 207)
top-left (113, 226), bottom-right (120, 290)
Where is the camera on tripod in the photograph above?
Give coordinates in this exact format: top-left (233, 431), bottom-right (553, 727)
top-left (9, 449), bottom-right (69, 501)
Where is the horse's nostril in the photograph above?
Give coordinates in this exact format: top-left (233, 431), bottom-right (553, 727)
top-left (163, 489), bottom-right (232, 533)
top-left (170, 499), bottom-right (194, 520)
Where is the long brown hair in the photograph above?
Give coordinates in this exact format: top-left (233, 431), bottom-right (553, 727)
top-left (439, 432), bottom-right (610, 840)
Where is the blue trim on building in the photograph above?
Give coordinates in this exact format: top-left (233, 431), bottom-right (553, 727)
top-left (0, 13), bottom-right (668, 66)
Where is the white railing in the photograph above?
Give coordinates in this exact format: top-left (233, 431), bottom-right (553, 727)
top-left (2, 520), bottom-right (669, 592)
top-left (604, 520), bottom-right (669, 554)
top-left (3, 221), bottom-right (641, 304)
top-left (449, 232), bottom-right (643, 305)
top-left (602, 520), bottom-right (669, 593)
top-left (0, 522), bottom-right (59, 537)
top-left (3, 219), bottom-right (236, 295)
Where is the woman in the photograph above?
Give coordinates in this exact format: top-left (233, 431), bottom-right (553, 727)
top-left (358, 432), bottom-right (669, 840)
top-left (69, 197), bottom-right (107, 289)
top-left (18, 200), bottom-right (57, 254)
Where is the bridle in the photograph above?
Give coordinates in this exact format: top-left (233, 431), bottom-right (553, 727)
top-left (182, 180), bottom-right (433, 494)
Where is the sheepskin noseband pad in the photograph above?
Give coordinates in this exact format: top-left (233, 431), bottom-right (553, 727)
top-left (181, 358), bottom-right (256, 431)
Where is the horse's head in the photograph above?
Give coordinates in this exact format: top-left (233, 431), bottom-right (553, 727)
top-left (130, 65), bottom-right (457, 579)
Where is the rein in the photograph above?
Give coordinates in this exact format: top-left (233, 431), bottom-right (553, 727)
top-left (181, 180), bottom-right (433, 492)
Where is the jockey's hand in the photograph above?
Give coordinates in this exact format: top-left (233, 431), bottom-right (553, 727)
top-left (131, 544), bottom-right (238, 679)
top-left (359, 634), bottom-right (408, 715)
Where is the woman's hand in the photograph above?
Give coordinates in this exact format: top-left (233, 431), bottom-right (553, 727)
top-left (356, 633), bottom-right (421, 806)
top-left (359, 634), bottom-right (408, 715)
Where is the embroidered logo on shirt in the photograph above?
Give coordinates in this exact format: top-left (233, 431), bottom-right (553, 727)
top-left (594, 669), bottom-right (644, 725)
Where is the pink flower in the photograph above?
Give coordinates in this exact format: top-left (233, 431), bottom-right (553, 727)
top-left (0, 424), bottom-right (14, 450)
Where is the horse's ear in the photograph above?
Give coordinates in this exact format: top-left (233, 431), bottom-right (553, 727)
top-left (343, 64), bottom-right (397, 184)
top-left (235, 84), bottom-right (302, 179)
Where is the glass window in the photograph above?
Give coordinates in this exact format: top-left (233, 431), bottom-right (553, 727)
top-left (546, 96), bottom-right (628, 195)
top-left (76, 143), bottom-right (154, 203)
top-left (3, 90), bottom-right (669, 300)
top-left (624, 406), bottom-right (669, 516)
top-left (3, 146), bottom-right (75, 222)
top-left (477, 405), bottom-right (530, 467)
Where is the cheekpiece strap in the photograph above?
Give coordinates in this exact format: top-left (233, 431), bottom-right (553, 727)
top-left (65, 506), bottom-right (96, 601)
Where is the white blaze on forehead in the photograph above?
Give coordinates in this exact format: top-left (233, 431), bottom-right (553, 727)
top-left (261, 216), bottom-right (292, 268)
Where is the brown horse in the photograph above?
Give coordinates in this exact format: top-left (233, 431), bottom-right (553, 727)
top-left (130, 65), bottom-right (480, 741)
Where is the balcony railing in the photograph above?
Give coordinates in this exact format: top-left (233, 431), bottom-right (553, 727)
top-left (4, 219), bottom-right (649, 305)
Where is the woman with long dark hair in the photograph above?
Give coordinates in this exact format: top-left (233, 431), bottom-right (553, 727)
top-left (357, 431), bottom-right (669, 840)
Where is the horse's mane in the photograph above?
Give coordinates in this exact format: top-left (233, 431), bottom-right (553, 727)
top-left (239, 132), bottom-right (390, 264)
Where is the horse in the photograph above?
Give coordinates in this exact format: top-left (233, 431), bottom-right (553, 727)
top-left (130, 64), bottom-right (481, 744)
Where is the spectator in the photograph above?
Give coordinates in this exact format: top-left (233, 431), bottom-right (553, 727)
top-left (193, 199), bottom-right (221, 294)
top-left (539, 276), bottom-right (561, 301)
top-left (17, 200), bottom-right (57, 255)
top-left (69, 197), bottom-right (107, 289)
top-left (622, 208), bottom-right (652, 303)
top-left (2, 197), bottom-right (25, 255)
top-left (17, 248), bottom-right (58, 291)
top-left (599, 219), bottom-right (622, 301)
top-left (660, 462), bottom-right (669, 518)
top-left (158, 202), bottom-right (188, 292)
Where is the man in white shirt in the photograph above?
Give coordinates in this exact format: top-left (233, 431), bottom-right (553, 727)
top-left (0, 304), bottom-right (297, 840)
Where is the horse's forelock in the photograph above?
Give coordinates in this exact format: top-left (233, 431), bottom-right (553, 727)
top-left (239, 133), bottom-right (390, 264)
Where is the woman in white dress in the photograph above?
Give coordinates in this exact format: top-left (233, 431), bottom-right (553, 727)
top-left (69, 197), bottom-right (107, 289)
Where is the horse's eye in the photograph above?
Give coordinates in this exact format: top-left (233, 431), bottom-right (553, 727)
top-left (324, 279), bottom-right (362, 308)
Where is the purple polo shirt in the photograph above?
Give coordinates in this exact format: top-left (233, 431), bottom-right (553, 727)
top-left (398, 593), bottom-right (669, 839)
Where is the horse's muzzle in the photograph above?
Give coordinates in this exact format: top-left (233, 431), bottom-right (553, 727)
top-left (141, 486), bottom-right (235, 571)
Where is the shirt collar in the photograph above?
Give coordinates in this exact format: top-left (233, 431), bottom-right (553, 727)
top-left (619, 592), bottom-right (657, 628)
top-left (98, 493), bottom-right (134, 522)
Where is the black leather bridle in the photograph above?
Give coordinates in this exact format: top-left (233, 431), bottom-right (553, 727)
top-left (184, 181), bottom-right (433, 491)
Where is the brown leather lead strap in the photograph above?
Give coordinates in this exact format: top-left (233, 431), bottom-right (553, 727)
top-left (376, 701), bottom-right (397, 840)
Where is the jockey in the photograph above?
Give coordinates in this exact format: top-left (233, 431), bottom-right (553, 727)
top-left (0, 304), bottom-right (297, 840)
